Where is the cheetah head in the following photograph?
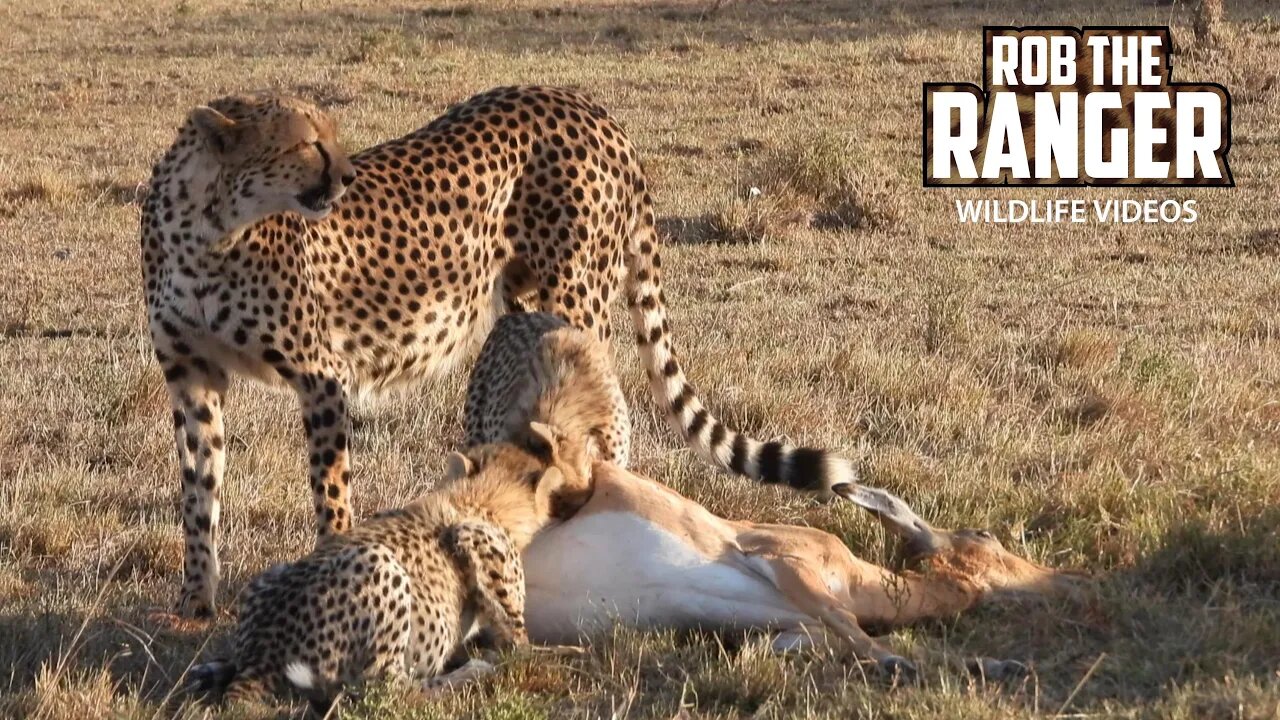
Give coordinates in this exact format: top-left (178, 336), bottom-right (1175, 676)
top-left (443, 423), bottom-right (595, 546)
top-left (186, 94), bottom-right (356, 230)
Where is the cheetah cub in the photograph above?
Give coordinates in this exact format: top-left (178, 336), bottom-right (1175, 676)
top-left (466, 311), bottom-right (859, 496)
top-left (193, 423), bottom-right (589, 708)
top-left (465, 311), bottom-right (630, 470)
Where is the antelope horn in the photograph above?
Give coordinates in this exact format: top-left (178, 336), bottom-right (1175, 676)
top-left (831, 483), bottom-right (947, 554)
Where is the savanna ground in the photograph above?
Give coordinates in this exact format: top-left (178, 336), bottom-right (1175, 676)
top-left (2, 0), bottom-right (1279, 717)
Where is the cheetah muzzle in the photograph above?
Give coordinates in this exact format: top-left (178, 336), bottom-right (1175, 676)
top-left (294, 181), bottom-right (339, 217)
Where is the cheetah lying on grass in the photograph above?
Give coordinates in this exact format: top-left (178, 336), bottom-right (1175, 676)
top-left (191, 423), bottom-right (589, 708)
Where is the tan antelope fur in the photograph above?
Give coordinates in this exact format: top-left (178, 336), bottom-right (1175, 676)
top-left (461, 314), bottom-right (1083, 676)
top-left (519, 463), bottom-right (1084, 677)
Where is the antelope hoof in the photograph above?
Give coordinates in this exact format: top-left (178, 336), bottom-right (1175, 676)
top-left (187, 660), bottom-right (233, 689)
top-left (967, 657), bottom-right (1030, 681)
top-left (877, 655), bottom-right (918, 683)
top-left (423, 658), bottom-right (498, 696)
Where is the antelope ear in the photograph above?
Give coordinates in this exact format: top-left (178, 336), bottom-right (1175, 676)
top-left (520, 422), bottom-right (559, 463)
top-left (444, 452), bottom-right (476, 482)
top-left (190, 106), bottom-right (241, 156)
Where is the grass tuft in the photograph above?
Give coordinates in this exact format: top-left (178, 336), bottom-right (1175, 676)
top-left (923, 273), bottom-right (973, 354)
top-left (346, 29), bottom-right (416, 64)
top-left (705, 186), bottom-right (808, 244)
top-left (1051, 328), bottom-right (1119, 372)
top-left (763, 132), bottom-right (907, 231)
top-left (707, 132), bottom-right (908, 242)
top-left (1, 172), bottom-right (80, 216)
top-left (1195, 0), bottom-right (1227, 47)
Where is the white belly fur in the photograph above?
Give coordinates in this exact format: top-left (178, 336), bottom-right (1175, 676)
top-left (523, 511), bottom-right (810, 644)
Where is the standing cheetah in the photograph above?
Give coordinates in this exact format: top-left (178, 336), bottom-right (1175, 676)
top-left (192, 423), bottom-right (589, 708)
top-left (141, 86), bottom-right (856, 617)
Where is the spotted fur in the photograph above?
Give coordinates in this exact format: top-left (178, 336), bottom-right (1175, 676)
top-left (194, 425), bottom-right (585, 708)
top-left (464, 312), bottom-right (631, 465)
top-left (465, 311), bottom-right (859, 494)
top-left (141, 86), bottom-right (851, 617)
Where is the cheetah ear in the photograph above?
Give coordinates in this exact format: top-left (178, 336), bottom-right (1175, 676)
top-left (190, 106), bottom-right (242, 157)
top-left (579, 433), bottom-right (599, 477)
top-left (444, 451), bottom-right (476, 482)
top-left (584, 432), bottom-right (603, 461)
top-left (536, 466), bottom-right (565, 490)
top-left (520, 422), bottom-right (559, 464)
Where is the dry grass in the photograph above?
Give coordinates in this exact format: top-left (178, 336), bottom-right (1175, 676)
top-left (1196, 0), bottom-right (1227, 47)
top-left (704, 131), bottom-right (907, 243)
top-left (2, 0), bottom-right (1279, 717)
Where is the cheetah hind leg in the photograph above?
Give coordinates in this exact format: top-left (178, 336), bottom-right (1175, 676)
top-left (285, 546), bottom-right (416, 713)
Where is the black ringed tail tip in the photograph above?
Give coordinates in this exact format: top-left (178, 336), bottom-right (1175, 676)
top-left (625, 194), bottom-right (856, 497)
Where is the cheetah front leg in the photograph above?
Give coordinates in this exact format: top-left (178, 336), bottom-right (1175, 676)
top-left (292, 369), bottom-right (355, 539)
top-left (595, 366), bottom-right (632, 468)
top-left (422, 522), bottom-right (525, 696)
top-left (162, 358), bottom-right (229, 618)
top-left (442, 521), bottom-right (528, 648)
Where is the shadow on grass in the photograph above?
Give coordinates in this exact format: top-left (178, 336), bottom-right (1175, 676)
top-left (0, 570), bottom-right (244, 707)
top-left (657, 214), bottom-right (716, 244)
top-left (933, 509), bottom-right (1280, 709)
top-left (0, 325), bottom-right (116, 340)
top-left (2, 511), bottom-right (1277, 715)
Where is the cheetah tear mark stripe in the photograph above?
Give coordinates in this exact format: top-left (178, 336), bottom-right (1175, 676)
top-left (624, 194), bottom-right (855, 495)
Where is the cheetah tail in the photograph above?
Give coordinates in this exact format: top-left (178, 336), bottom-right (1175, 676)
top-left (624, 193), bottom-right (856, 497)
top-left (285, 661), bottom-right (340, 714)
